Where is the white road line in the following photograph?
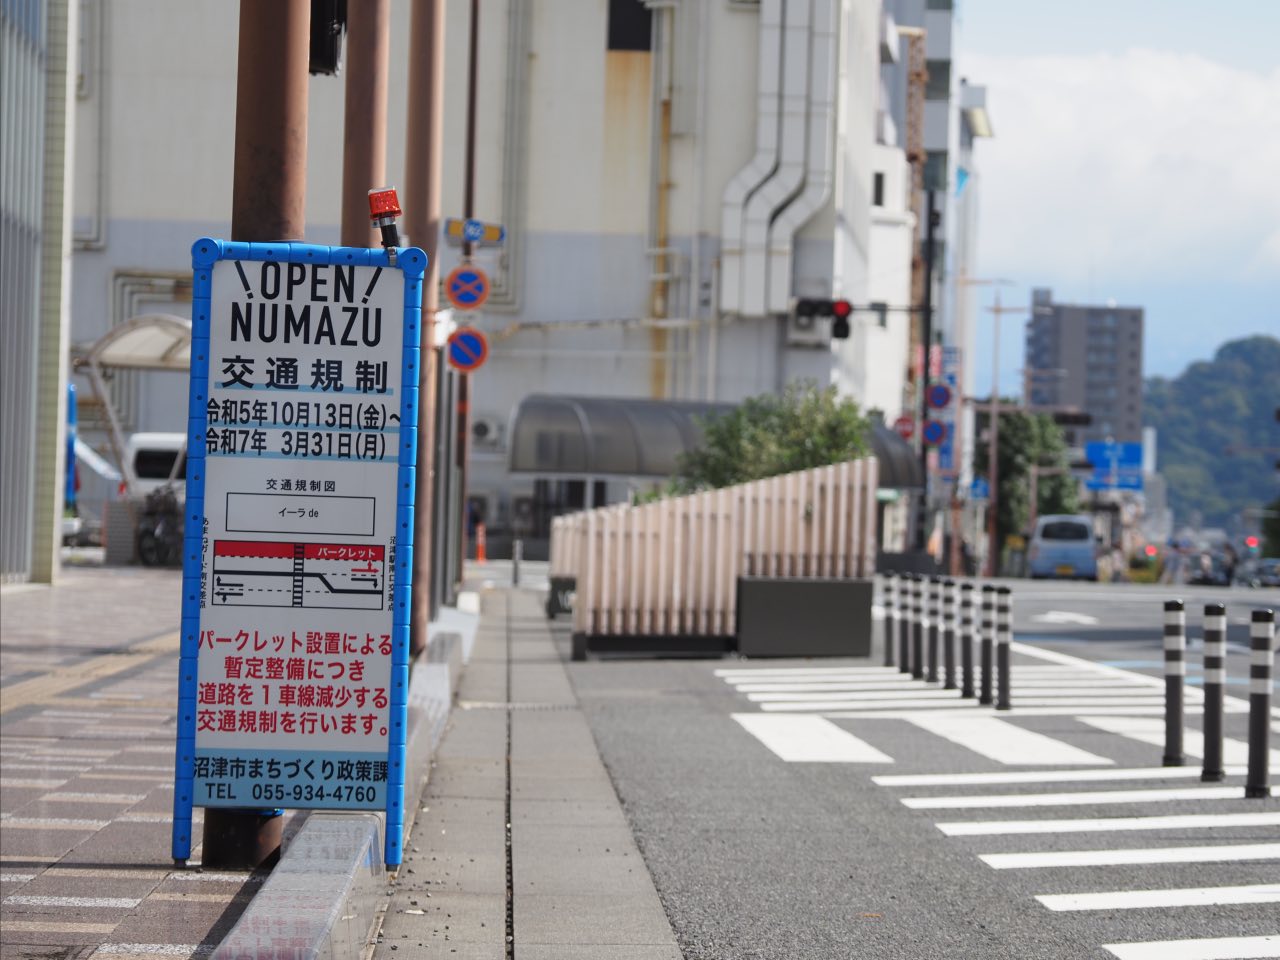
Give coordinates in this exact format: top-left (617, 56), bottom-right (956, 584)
top-left (0, 874), bottom-right (36, 883)
top-left (748, 688), bottom-right (963, 702)
top-left (873, 765), bottom-right (1249, 787)
top-left (980, 842), bottom-right (1280, 870)
top-left (746, 686), bottom-right (1161, 700)
top-left (761, 698), bottom-right (980, 712)
top-left (91, 945), bottom-right (213, 957)
top-left (40, 792), bottom-right (145, 804)
top-left (0, 817), bottom-right (110, 829)
top-left (1103, 934), bottom-right (1280, 959)
top-left (0, 778), bottom-right (66, 788)
top-left (732, 714), bottom-right (894, 763)
top-left (1078, 715), bottom-right (1280, 766)
top-left (902, 786), bottom-right (1242, 810)
top-left (734, 680), bottom-right (977, 692)
top-left (939, 811), bottom-right (1280, 836)
top-left (829, 706), bottom-right (1204, 720)
top-left (763, 697), bottom-right (1167, 712)
top-left (1039, 884), bottom-right (1280, 912)
top-left (715, 666), bottom-right (901, 678)
top-left (3, 894), bottom-right (141, 908)
top-left (906, 714), bottom-right (1112, 766)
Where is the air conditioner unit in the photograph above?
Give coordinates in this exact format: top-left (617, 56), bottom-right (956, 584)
top-left (471, 415), bottom-right (505, 449)
top-left (786, 312), bottom-right (829, 348)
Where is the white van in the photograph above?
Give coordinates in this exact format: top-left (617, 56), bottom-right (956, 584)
top-left (125, 432), bottom-right (187, 496)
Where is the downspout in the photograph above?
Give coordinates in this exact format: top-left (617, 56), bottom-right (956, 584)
top-left (766, 0), bottom-right (838, 313)
top-left (718, 0), bottom-right (784, 315)
top-left (689, 0), bottom-right (709, 398)
top-left (648, 2), bottom-right (675, 399)
top-left (740, 0), bottom-right (812, 317)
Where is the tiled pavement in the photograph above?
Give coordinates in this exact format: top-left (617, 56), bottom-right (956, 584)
top-left (1, 566), bottom-right (266, 959)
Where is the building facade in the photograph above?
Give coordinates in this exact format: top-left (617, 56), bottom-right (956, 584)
top-left (1025, 287), bottom-right (1145, 446)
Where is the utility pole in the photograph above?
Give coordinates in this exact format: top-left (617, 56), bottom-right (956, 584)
top-left (340, 0), bottom-right (390, 247)
top-left (208, 0), bottom-right (311, 870)
top-left (404, 0), bottom-right (445, 657)
top-left (979, 293), bottom-right (1029, 577)
top-left (456, 0), bottom-right (480, 577)
top-left (914, 189), bottom-right (938, 552)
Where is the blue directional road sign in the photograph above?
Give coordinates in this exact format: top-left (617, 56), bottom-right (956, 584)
top-left (970, 476), bottom-right (990, 500)
top-left (1084, 440), bottom-right (1143, 491)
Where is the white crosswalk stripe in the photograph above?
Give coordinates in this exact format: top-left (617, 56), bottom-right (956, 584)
top-left (720, 636), bottom-right (1279, 957)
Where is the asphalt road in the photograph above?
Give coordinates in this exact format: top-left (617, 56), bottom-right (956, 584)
top-left (558, 578), bottom-right (1280, 960)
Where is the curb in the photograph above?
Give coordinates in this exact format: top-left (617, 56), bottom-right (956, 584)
top-left (211, 601), bottom-right (476, 959)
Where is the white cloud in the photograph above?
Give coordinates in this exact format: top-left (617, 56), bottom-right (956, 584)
top-left (964, 50), bottom-right (1280, 287)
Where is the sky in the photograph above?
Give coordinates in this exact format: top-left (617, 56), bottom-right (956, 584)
top-left (956, 0), bottom-right (1280, 398)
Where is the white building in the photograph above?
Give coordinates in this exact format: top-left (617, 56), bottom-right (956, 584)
top-left (66, 0), bottom-right (955, 558)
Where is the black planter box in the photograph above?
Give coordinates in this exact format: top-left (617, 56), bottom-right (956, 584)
top-left (735, 576), bottom-right (873, 658)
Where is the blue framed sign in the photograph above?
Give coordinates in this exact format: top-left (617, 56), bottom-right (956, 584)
top-left (172, 239), bottom-right (426, 868)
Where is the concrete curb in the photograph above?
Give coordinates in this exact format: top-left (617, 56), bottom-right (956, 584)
top-left (212, 601), bottom-right (477, 959)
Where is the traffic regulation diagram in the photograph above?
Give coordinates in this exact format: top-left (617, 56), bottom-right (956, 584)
top-left (211, 540), bottom-right (385, 610)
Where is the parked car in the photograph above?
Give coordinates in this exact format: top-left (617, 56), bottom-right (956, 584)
top-left (1027, 514), bottom-right (1098, 581)
top-left (125, 432), bottom-right (187, 497)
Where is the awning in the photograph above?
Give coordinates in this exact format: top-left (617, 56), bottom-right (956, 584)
top-left (506, 394), bottom-right (923, 489)
top-left (84, 313), bottom-right (192, 370)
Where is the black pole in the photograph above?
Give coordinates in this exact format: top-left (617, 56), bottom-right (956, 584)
top-left (1245, 609), bottom-right (1274, 799)
top-left (1162, 600), bottom-right (1185, 767)
top-left (926, 576), bottom-right (941, 683)
top-left (1201, 603), bottom-right (1226, 782)
top-left (883, 574), bottom-right (897, 667)
top-left (914, 189), bottom-right (938, 551)
top-left (912, 575), bottom-right (925, 681)
top-left (959, 582), bottom-right (975, 698)
top-left (995, 586), bottom-right (1012, 711)
top-left (979, 584), bottom-right (995, 705)
top-left (899, 573), bottom-right (913, 675)
top-left (942, 578), bottom-right (957, 690)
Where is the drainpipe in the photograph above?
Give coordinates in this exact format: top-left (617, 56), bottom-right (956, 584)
top-left (648, 2), bottom-right (676, 399)
top-left (690, 0), bottom-right (710, 398)
top-left (765, 0), bottom-right (837, 313)
top-left (719, 0), bottom-right (784, 315)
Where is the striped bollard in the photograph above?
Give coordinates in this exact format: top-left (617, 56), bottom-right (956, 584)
top-left (979, 584), bottom-right (995, 705)
top-left (1162, 600), bottom-right (1185, 766)
top-left (995, 586), bottom-right (1012, 711)
top-left (942, 579), bottom-right (958, 690)
top-left (959, 583), bottom-right (976, 698)
top-left (1245, 609), bottom-right (1275, 799)
top-left (882, 574), bottom-right (897, 668)
top-left (899, 574), bottom-right (913, 675)
top-left (912, 575), bottom-right (925, 681)
top-left (926, 577), bottom-right (941, 683)
top-left (1200, 602), bottom-right (1226, 782)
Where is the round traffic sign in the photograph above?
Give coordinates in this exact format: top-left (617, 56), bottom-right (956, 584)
top-left (893, 416), bottom-right (915, 441)
top-left (921, 419), bottom-right (946, 445)
top-left (462, 218), bottom-right (485, 243)
top-left (445, 263), bottom-right (490, 311)
top-left (926, 383), bottom-right (952, 409)
top-left (446, 327), bottom-right (489, 373)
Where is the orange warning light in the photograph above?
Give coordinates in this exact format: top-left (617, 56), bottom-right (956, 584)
top-left (368, 187), bottom-right (402, 223)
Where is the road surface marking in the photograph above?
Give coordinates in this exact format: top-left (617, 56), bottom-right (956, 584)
top-left (748, 688), bottom-right (963, 702)
top-left (732, 714), bottom-right (894, 763)
top-left (0, 920), bottom-right (118, 934)
top-left (3, 894), bottom-right (142, 908)
top-left (1102, 934), bottom-right (1280, 959)
top-left (980, 842), bottom-right (1280, 869)
top-left (762, 697), bottom-right (977, 712)
top-left (1032, 611), bottom-right (1100, 625)
top-left (715, 666), bottom-right (902, 678)
top-left (0, 778), bottom-right (66, 788)
top-left (1039, 884), bottom-right (1280, 911)
top-left (939, 811), bottom-right (1280, 836)
top-left (0, 816), bottom-right (110, 829)
top-left (873, 765), bottom-right (1249, 787)
top-left (1078, 715), bottom-right (1280, 766)
top-left (902, 785), bottom-right (1241, 809)
top-left (766, 696), bottom-right (1166, 712)
top-left (829, 706), bottom-right (1204, 720)
top-left (906, 714), bottom-right (1112, 765)
top-left (40, 792), bottom-right (145, 804)
top-left (0, 873), bottom-right (36, 883)
top-left (92, 945), bottom-right (211, 957)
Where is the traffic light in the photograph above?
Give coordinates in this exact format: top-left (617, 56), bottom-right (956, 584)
top-left (795, 298), bottom-right (854, 339)
top-left (1245, 535), bottom-right (1260, 555)
top-left (1053, 411), bottom-right (1092, 427)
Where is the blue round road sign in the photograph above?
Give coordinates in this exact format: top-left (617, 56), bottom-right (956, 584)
top-left (463, 218), bottom-right (485, 243)
top-left (921, 419), bottom-right (946, 445)
top-left (447, 328), bottom-right (489, 373)
top-left (926, 383), bottom-right (952, 409)
top-left (445, 264), bottom-right (490, 310)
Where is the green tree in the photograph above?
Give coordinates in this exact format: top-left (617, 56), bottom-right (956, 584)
top-left (675, 381), bottom-right (872, 491)
top-left (972, 408), bottom-right (1078, 549)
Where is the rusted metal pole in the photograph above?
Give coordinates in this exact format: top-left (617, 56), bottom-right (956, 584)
top-left (205, 0), bottom-right (311, 870)
top-left (340, 0), bottom-right (390, 247)
top-left (405, 0), bottom-right (445, 656)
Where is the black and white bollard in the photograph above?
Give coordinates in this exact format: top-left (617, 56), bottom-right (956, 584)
top-left (996, 586), bottom-right (1012, 711)
top-left (927, 577), bottom-right (941, 683)
top-left (1162, 599), bottom-right (1185, 767)
top-left (960, 582), bottom-right (976, 698)
top-left (912, 575), bottom-right (926, 681)
top-left (979, 584), bottom-right (995, 705)
top-left (899, 574), bottom-right (914, 675)
top-left (1200, 602), bottom-right (1227, 782)
top-left (1245, 609), bottom-right (1274, 799)
top-left (883, 574), bottom-right (897, 668)
top-left (943, 579), bottom-right (958, 690)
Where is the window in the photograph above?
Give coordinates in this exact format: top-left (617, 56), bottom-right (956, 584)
top-left (608, 0), bottom-right (652, 51)
top-left (925, 60), bottom-right (951, 100)
top-left (1040, 521), bottom-right (1090, 541)
top-left (872, 172), bottom-right (885, 207)
top-left (927, 0), bottom-right (954, 8)
top-left (924, 150), bottom-right (948, 190)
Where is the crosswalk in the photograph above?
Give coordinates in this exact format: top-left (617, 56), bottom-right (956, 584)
top-left (717, 646), bottom-right (1280, 958)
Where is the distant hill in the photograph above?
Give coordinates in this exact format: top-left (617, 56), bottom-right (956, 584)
top-left (1144, 335), bottom-right (1280, 528)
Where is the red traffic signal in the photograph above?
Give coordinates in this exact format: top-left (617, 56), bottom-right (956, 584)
top-left (832, 299), bottom-right (853, 319)
top-left (1144, 544), bottom-right (1158, 557)
top-left (795, 298), bottom-right (855, 339)
top-left (1245, 535), bottom-right (1260, 549)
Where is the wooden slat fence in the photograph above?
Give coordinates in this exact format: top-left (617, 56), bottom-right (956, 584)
top-left (549, 457), bottom-right (879, 638)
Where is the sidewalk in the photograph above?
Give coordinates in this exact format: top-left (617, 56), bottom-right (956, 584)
top-left (373, 587), bottom-right (681, 959)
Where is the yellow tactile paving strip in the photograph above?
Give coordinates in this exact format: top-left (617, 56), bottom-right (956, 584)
top-left (0, 632), bottom-right (178, 715)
